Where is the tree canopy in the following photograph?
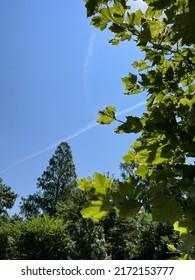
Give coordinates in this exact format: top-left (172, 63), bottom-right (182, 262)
top-left (77, 0), bottom-right (195, 259)
top-left (0, 178), bottom-right (17, 216)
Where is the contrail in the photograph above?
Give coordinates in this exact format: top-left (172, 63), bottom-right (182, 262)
top-left (116, 100), bottom-right (146, 117)
top-left (0, 101), bottom-right (146, 175)
top-left (0, 121), bottom-right (97, 175)
top-left (83, 30), bottom-right (96, 91)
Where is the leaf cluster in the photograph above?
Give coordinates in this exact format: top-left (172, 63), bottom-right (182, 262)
top-left (81, 0), bottom-right (195, 258)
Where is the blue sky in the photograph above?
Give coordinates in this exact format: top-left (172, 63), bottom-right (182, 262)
top-left (0, 0), bottom-right (147, 213)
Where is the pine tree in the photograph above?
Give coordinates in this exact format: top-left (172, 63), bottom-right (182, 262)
top-left (20, 142), bottom-right (77, 217)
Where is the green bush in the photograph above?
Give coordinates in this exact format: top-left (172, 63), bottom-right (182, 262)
top-left (0, 216), bottom-right (75, 260)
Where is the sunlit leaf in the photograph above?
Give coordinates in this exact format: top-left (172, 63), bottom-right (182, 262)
top-left (97, 106), bottom-right (116, 124)
top-left (135, 165), bottom-right (149, 179)
top-left (122, 150), bottom-right (135, 164)
top-left (167, 244), bottom-right (176, 252)
top-left (173, 221), bottom-right (188, 236)
top-left (81, 199), bottom-right (112, 220)
top-left (93, 172), bottom-right (112, 196)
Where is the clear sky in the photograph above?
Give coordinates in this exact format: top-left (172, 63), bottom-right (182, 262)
top-left (0, 0), bottom-right (147, 214)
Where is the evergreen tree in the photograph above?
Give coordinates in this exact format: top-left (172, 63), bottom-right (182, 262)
top-left (20, 142), bottom-right (77, 217)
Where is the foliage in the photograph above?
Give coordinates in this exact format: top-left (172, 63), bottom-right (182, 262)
top-left (6, 144), bottom-right (107, 260)
top-left (56, 189), bottom-right (108, 260)
top-left (15, 216), bottom-right (75, 260)
top-left (0, 189), bottom-right (107, 260)
top-left (20, 142), bottom-right (77, 217)
top-left (79, 0), bottom-right (195, 259)
top-left (77, 172), bottom-right (143, 220)
top-left (67, 219), bottom-right (108, 260)
top-left (0, 172), bottom-right (179, 260)
top-left (0, 224), bottom-right (10, 259)
top-left (0, 216), bottom-right (74, 260)
top-left (119, 162), bottom-right (151, 211)
top-left (0, 178), bottom-right (17, 216)
top-left (102, 211), bottom-right (179, 260)
top-left (126, 212), bottom-right (179, 260)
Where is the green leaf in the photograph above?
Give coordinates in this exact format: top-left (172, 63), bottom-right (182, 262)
top-left (122, 150), bottom-right (136, 164)
top-left (116, 116), bottom-right (143, 133)
top-left (97, 106), bottom-right (116, 124)
top-left (152, 195), bottom-right (183, 223)
top-left (135, 148), bottom-right (151, 165)
top-left (77, 178), bottom-right (93, 192)
top-left (134, 9), bottom-right (143, 26)
top-left (138, 22), bottom-right (151, 43)
top-left (115, 198), bottom-right (141, 219)
top-left (148, 20), bottom-right (165, 38)
top-left (109, 23), bottom-right (126, 33)
top-left (120, 32), bottom-right (131, 41)
top-left (122, 73), bottom-right (137, 87)
top-left (77, 172), bottom-right (112, 199)
top-left (111, 1), bottom-right (126, 18)
top-left (122, 73), bottom-right (142, 94)
top-left (145, 50), bottom-right (164, 65)
top-left (132, 59), bottom-right (150, 71)
top-left (147, 0), bottom-right (172, 10)
top-left (91, 16), bottom-right (108, 30)
top-left (179, 97), bottom-right (195, 107)
top-left (81, 199), bottom-right (112, 220)
top-left (116, 177), bottom-right (138, 199)
top-left (135, 165), bottom-right (149, 179)
top-left (145, 5), bottom-right (163, 18)
top-left (177, 214), bottom-right (195, 231)
top-left (126, 10), bottom-right (143, 26)
top-left (152, 145), bottom-right (172, 165)
top-left (100, 7), bottom-right (113, 21)
top-left (109, 38), bottom-right (120, 45)
top-left (93, 172), bottom-right (112, 197)
top-left (167, 244), bottom-right (176, 252)
top-left (84, 0), bottom-right (104, 17)
top-left (112, 10), bottom-right (124, 24)
top-left (173, 221), bottom-right (188, 237)
top-left (126, 86), bottom-right (142, 95)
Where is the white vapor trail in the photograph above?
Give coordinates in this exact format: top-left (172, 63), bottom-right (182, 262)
top-left (0, 121), bottom-right (97, 175)
top-left (0, 101), bottom-right (146, 175)
top-left (83, 30), bottom-right (96, 91)
top-left (116, 100), bottom-right (146, 117)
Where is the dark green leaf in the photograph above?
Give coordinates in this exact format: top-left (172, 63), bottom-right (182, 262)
top-left (116, 116), bottom-right (143, 133)
top-left (152, 195), bottom-right (183, 223)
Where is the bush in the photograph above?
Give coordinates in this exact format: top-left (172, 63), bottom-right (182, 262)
top-left (0, 216), bottom-right (75, 260)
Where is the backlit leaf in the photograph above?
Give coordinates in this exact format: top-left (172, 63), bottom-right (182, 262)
top-left (122, 150), bottom-right (136, 164)
top-left (135, 165), bottom-right (149, 179)
top-left (93, 172), bottom-right (112, 196)
top-left (81, 199), bottom-right (112, 220)
top-left (173, 221), bottom-right (188, 237)
top-left (97, 106), bottom-right (116, 124)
